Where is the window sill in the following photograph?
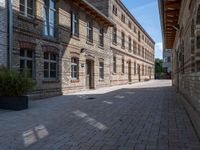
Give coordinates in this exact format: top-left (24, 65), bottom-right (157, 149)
top-left (121, 46), bottom-right (125, 49)
top-left (112, 72), bottom-right (117, 75)
top-left (71, 79), bottom-right (80, 83)
top-left (18, 14), bottom-right (37, 25)
top-left (71, 35), bottom-right (80, 41)
top-left (98, 45), bottom-right (104, 50)
top-left (43, 79), bottom-right (60, 83)
top-left (112, 42), bottom-right (117, 46)
top-left (42, 35), bottom-right (59, 43)
top-left (99, 79), bottom-right (104, 82)
top-left (86, 40), bottom-right (94, 46)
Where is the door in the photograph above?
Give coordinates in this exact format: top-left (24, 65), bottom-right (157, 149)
top-left (86, 60), bottom-right (94, 89)
top-left (138, 64), bottom-right (141, 82)
top-left (128, 61), bottom-right (132, 83)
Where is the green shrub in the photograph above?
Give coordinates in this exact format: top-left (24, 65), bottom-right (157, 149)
top-left (0, 68), bottom-right (35, 96)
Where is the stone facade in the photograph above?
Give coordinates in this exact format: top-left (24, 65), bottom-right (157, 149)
top-left (87, 0), bottom-right (155, 85)
top-left (0, 0), bottom-right (7, 67)
top-left (1, 0), bottom-right (155, 98)
top-left (160, 0), bottom-right (200, 137)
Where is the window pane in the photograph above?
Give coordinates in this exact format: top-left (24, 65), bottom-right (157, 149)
top-left (20, 60), bottom-right (25, 69)
top-left (20, 49), bottom-right (25, 57)
top-left (44, 62), bottom-right (49, 78)
top-left (27, 50), bottom-right (33, 58)
top-left (50, 53), bottom-right (56, 60)
top-left (44, 53), bottom-right (49, 59)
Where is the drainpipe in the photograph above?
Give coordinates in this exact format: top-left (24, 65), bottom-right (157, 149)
top-left (7, 0), bottom-right (13, 69)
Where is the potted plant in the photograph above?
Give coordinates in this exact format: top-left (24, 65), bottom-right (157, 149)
top-left (0, 68), bottom-right (34, 110)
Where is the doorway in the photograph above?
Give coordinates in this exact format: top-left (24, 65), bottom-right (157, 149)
top-left (128, 61), bottom-right (132, 83)
top-left (86, 59), bottom-right (95, 89)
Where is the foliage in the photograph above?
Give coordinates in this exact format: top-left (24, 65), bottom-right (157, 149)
top-left (0, 68), bottom-right (35, 96)
top-left (155, 58), bottom-right (164, 79)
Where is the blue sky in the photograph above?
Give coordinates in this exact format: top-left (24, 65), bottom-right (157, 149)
top-left (122, 0), bottom-right (163, 59)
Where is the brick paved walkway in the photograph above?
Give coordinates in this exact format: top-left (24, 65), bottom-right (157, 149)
top-left (0, 80), bottom-right (199, 150)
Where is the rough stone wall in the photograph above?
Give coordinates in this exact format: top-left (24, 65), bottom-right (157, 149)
top-left (0, 0), bottom-right (7, 67)
top-left (173, 0), bottom-right (200, 137)
top-left (12, 0), bottom-right (111, 98)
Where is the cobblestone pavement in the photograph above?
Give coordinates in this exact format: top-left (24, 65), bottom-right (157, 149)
top-left (0, 80), bottom-right (200, 150)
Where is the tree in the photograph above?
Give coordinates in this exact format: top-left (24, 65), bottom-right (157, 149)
top-left (155, 58), bottom-right (164, 79)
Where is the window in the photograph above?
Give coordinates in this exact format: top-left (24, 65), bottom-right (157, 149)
top-left (138, 44), bottom-right (141, 56)
top-left (44, 0), bottom-right (56, 37)
top-left (121, 14), bottom-right (125, 23)
top-left (20, 0), bottom-right (34, 18)
top-left (134, 26), bottom-right (137, 33)
top-left (197, 36), bottom-right (200, 49)
top-left (44, 52), bottom-right (58, 79)
top-left (133, 40), bottom-right (137, 54)
top-left (121, 32), bottom-right (125, 49)
top-left (142, 47), bottom-right (144, 58)
top-left (128, 37), bottom-right (131, 52)
top-left (122, 58), bottom-right (125, 73)
top-left (167, 57), bottom-right (171, 63)
top-left (99, 28), bottom-right (104, 47)
top-left (99, 62), bottom-right (104, 80)
top-left (128, 21), bottom-right (132, 29)
top-left (113, 56), bottom-right (117, 73)
top-left (20, 49), bottom-right (34, 78)
top-left (112, 5), bottom-right (117, 16)
top-left (86, 21), bottom-right (93, 43)
top-left (112, 27), bottom-right (117, 44)
top-left (71, 57), bottom-right (79, 80)
top-left (134, 62), bottom-right (136, 75)
top-left (71, 12), bottom-right (79, 36)
top-left (197, 6), bottom-right (200, 24)
top-left (138, 30), bottom-right (141, 42)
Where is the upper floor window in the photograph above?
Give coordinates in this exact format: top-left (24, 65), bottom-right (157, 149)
top-left (121, 32), bottom-right (125, 49)
top-left (128, 37), bottom-right (132, 52)
top-left (44, 52), bottom-right (58, 79)
top-left (121, 14), bottom-right (125, 23)
top-left (112, 27), bottom-right (117, 44)
top-left (71, 12), bottom-right (79, 37)
top-left (133, 40), bottom-right (137, 54)
top-left (112, 5), bottom-right (117, 16)
top-left (138, 44), bottom-right (141, 56)
top-left (128, 21), bottom-right (132, 29)
top-left (99, 62), bottom-right (104, 80)
top-left (20, 0), bottom-right (34, 18)
top-left (138, 30), bottom-right (141, 42)
top-left (99, 28), bottom-right (104, 47)
top-left (71, 57), bottom-right (79, 80)
top-left (197, 6), bottom-right (200, 24)
top-left (20, 48), bottom-right (34, 78)
top-left (134, 26), bottom-right (137, 33)
top-left (142, 47), bottom-right (144, 58)
top-left (86, 21), bottom-right (93, 43)
top-left (44, 0), bottom-right (56, 37)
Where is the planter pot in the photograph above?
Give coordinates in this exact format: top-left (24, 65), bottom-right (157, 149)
top-left (0, 96), bottom-right (28, 111)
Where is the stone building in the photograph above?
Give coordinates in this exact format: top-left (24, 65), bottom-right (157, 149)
top-left (163, 49), bottom-right (172, 78)
top-left (87, 0), bottom-right (155, 85)
top-left (159, 0), bottom-right (200, 136)
top-left (2, 0), bottom-right (155, 98)
top-left (0, 0), bottom-right (7, 67)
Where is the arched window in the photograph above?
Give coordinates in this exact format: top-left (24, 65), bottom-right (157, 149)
top-left (197, 6), bottom-right (200, 24)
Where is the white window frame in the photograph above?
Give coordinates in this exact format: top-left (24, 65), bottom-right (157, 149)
top-left (20, 0), bottom-right (34, 18)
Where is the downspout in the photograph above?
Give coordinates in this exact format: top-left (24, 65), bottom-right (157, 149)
top-left (7, 0), bottom-right (13, 69)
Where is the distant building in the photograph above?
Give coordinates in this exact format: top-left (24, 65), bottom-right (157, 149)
top-left (159, 0), bottom-right (200, 137)
top-left (163, 49), bottom-right (172, 78)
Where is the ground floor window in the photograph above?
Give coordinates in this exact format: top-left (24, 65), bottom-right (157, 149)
top-left (20, 48), bottom-right (34, 78)
top-left (113, 56), bottom-right (117, 73)
top-left (44, 52), bottom-right (58, 79)
top-left (122, 59), bottom-right (125, 73)
top-left (99, 62), bottom-right (104, 80)
top-left (71, 57), bottom-right (79, 80)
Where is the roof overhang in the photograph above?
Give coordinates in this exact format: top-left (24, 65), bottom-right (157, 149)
top-left (72, 0), bottom-right (114, 27)
top-left (158, 0), bottom-right (181, 49)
